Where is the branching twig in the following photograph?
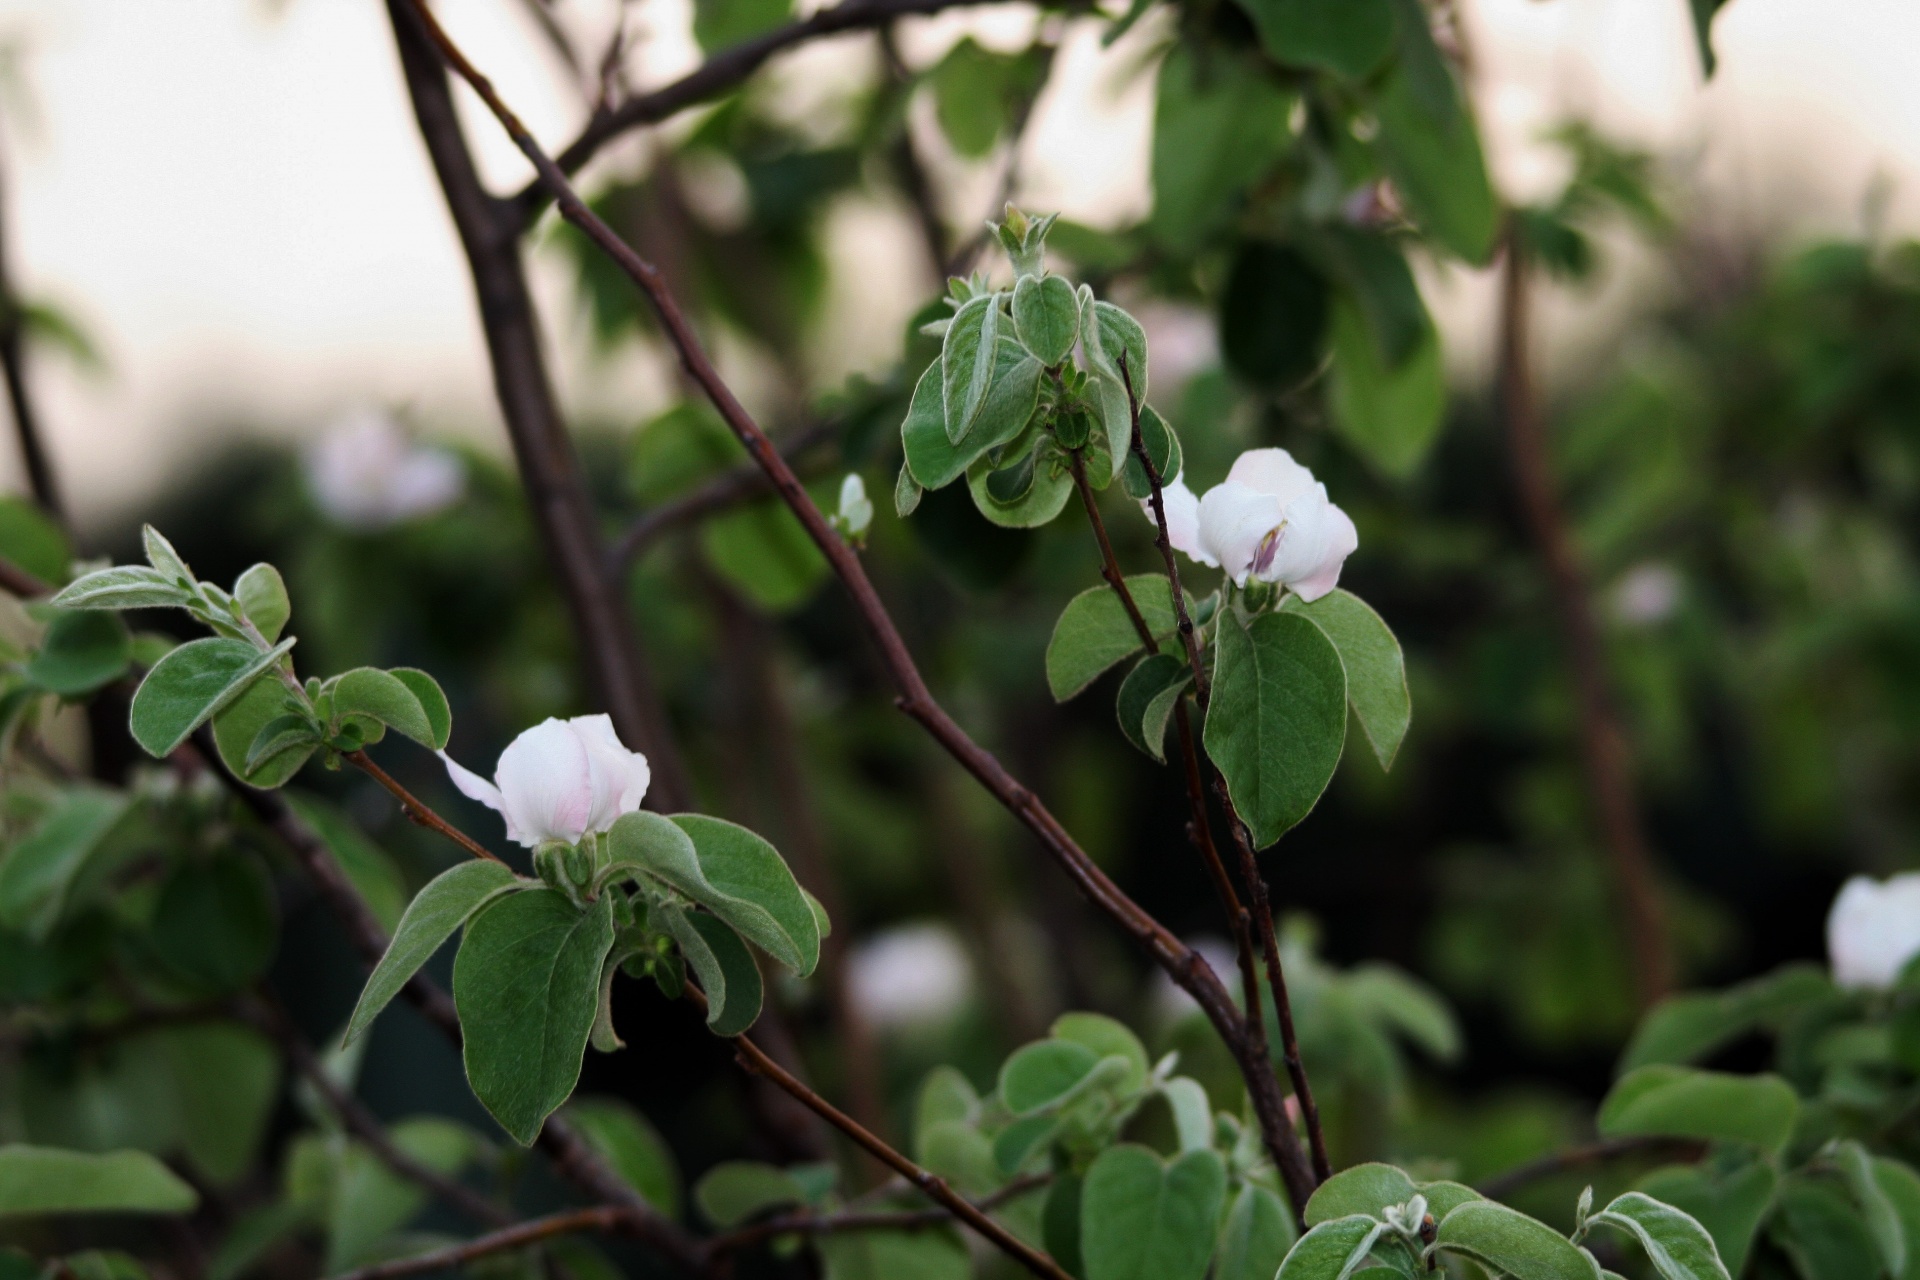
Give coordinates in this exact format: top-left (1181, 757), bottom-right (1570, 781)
top-left (611, 421), bottom-right (834, 569)
top-left (1475, 1136), bottom-right (1703, 1201)
top-left (707, 1172), bottom-right (1050, 1256)
top-left (397, 0), bottom-right (1317, 1211)
top-left (1497, 227), bottom-right (1670, 1008)
top-left (345, 749), bottom-right (507, 865)
top-left (328, 1205), bottom-right (634, 1280)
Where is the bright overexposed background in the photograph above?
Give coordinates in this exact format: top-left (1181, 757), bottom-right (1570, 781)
top-left (1, 0), bottom-right (1915, 525)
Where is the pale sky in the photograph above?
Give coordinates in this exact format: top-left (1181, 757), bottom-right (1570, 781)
top-left (1, 0), bottom-right (1916, 526)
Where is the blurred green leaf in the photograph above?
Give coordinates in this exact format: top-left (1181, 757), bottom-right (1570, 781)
top-left (1081, 1145), bottom-right (1226, 1280)
top-left (0, 1147), bottom-right (196, 1216)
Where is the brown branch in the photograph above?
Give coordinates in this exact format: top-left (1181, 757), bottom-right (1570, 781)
top-left (612, 421), bottom-right (834, 569)
top-left (1475, 1136), bottom-right (1704, 1201)
top-left (344, 748), bottom-right (507, 865)
top-left (1497, 228), bottom-right (1670, 1008)
top-left (726, 1013), bottom-right (1072, 1280)
top-left (327, 1205), bottom-right (635, 1280)
top-left (398, 0), bottom-right (1316, 1212)
top-left (877, 26), bottom-right (949, 279)
top-left (0, 551), bottom-right (45, 597)
top-left (509, 0), bottom-right (1027, 231)
top-left (0, 117), bottom-right (62, 524)
top-left (708, 1172), bottom-right (1050, 1257)
top-left (238, 994), bottom-right (512, 1230)
top-left (386, 0), bottom-right (694, 813)
top-left (942, 40), bottom-right (1058, 280)
top-left (1119, 356), bottom-right (1331, 1186)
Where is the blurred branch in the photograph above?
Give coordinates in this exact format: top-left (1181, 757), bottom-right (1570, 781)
top-left (611, 421), bottom-right (835, 569)
top-left (877, 26), bottom-right (950, 280)
top-left (327, 1205), bottom-right (637, 1280)
top-left (509, 0), bottom-right (1035, 232)
top-left (1497, 225), bottom-right (1671, 1009)
top-left (1476, 1136), bottom-right (1704, 1201)
top-left (386, 0), bottom-right (694, 812)
top-left (0, 549), bottom-right (44, 596)
top-left (237, 993), bottom-right (513, 1230)
top-left (707, 1172), bottom-right (1050, 1257)
top-left (0, 112), bottom-right (62, 524)
top-left (398, 0), bottom-right (1319, 1214)
top-left (943, 40), bottom-right (1057, 279)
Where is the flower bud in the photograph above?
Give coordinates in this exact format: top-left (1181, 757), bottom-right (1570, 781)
top-left (440, 714), bottom-right (650, 849)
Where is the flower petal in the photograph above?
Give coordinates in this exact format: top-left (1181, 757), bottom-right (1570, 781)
top-left (569, 714), bottom-right (651, 834)
top-left (1285, 500), bottom-right (1358, 602)
top-left (1225, 447), bottom-right (1317, 505)
top-left (1197, 481), bottom-right (1285, 585)
top-left (1830, 874), bottom-right (1920, 989)
top-left (494, 718), bottom-right (595, 847)
top-left (1143, 477), bottom-right (1213, 566)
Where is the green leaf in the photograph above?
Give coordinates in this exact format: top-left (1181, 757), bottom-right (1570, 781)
top-left (1873, 1159), bottom-right (1920, 1280)
top-left (691, 0), bottom-right (790, 53)
top-left (232, 564), bottom-right (290, 643)
top-left (157, 1024), bottom-right (280, 1185)
top-left (895, 462), bottom-right (923, 517)
top-left (1345, 964), bottom-right (1461, 1060)
top-left (1082, 293), bottom-right (1148, 484)
top-left (50, 565), bottom-right (191, 612)
top-left (1121, 405), bottom-right (1183, 502)
top-left (387, 671), bottom-right (453, 750)
top-left (702, 499), bottom-right (829, 614)
top-left (0, 1147), bottom-right (196, 1216)
top-left (147, 855), bottom-right (278, 996)
top-left (918, 1122), bottom-right (999, 1196)
top-left (564, 1097), bottom-right (682, 1219)
top-left (1280, 589), bottom-right (1411, 769)
top-left (1620, 964), bottom-right (1831, 1072)
top-left (1236, 0), bottom-right (1395, 78)
top-left (330, 667), bottom-right (435, 748)
top-left (1013, 274), bottom-right (1079, 366)
top-left (129, 635), bottom-right (297, 757)
top-left (1161, 1077), bottom-right (1213, 1152)
top-left (821, 1228), bottom-right (971, 1280)
top-left (1219, 1182), bottom-right (1298, 1280)
top-left (0, 786), bottom-right (132, 939)
top-left (994, 1113), bottom-right (1060, 1175)
top-left (1277, 1214), bottom-right (1386, 1280)
top-left (1690, 0), bottom-right (1731, 76)
top-left (902, 347), bottom-right (1042, 490)
top-left (1326, 298), bottom-right (1446, 479)
top-left (1637, 1160), bottom-right (1776, 1279)
top-left (1150, 46), bottom-right (1294, 253)
top-left (1117, 653), bottom-right (1193, 763)
top-left (1598, 1066), bottom-right (1799, 1156)
top-left (695, 1161), bottom-right (807, 1228)
top-left (245, 716), bottom-right (314, 774)
top-left (1052, 1012), bottom-right (1151, 1094)
top-left (931, 38), bottom-right (1035, 158)
top-left (26, 610), bottom-right (131, 696)
top-left (0, 496), bottom-right (69, 584)
top-left (1081, 1145), bottom-right (1227, 1280)
top-left (1046, 1171), bottom-right (1086, 1276)
top-left (454, 888), bottom-right (615, 1145)
top-left (1369, 0), bottom-right (1498, 264)
top-left (1769, 1178), bottom-right (1883, 1280)
top-left (1221, 243), bottom-right (1330, 390)
top-left (967, 448), bottom-right (1074, 528)
top-left (1435, 1200), bottom-right (1603, 1280)
top-left (346, 859), bottom-right (522, 1045)
top-left (661, 904), bottom-right (763, 1036)
top-left (944, 293), bottom-right (1002, 443)
top-left (1046, 574), bottom-right (1184, 701)
top-left (607, 811), bottom-right (820, 976)
top-left (1204, 609), bottom-right (1348, 848)
top-left (1587, 1192), bottom-right (1731, 1280)
top-left (1306, 1163), bottom-right (1417, 1226)
top-left (1308, 227), bottom-right (1429, 369)
top-left (1000, 1039), bottom-right (1102, 1115)
top-left (1832, 1141), bottom-right (1904, 1277)
top-left (916, 1066), bottom-right (981, 1138)
top-left (211, 675), bottom-right (313, 788)
top-left (323, 1118), bottom-right (480, 1270)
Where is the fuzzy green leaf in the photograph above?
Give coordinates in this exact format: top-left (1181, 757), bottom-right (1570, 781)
top-left (661, 904), bottom-right (763, 1036)
top-left (1081, 1145), bottom-right (1227, 1280)
top-left (1013, 274), bottom-right (1079, 366)
top-left (1219, 1182), bottom-right (1298, 1280)
top-left (1599, 1066), bottom-right (1799, 1156)
top-left (1588, 1192), bottom-right (1731, 1280)
top-left (1435, 1200), bottom-right (1603, 1280)
top-left (330, 667), bottom-right (435, 748)
top-left (1046, 575), bottom-right (1184, 701)
top-left (1278, 1214), bottom-right (1385, 1280)
top-left (25, 610), bottom-right (131, 696)
top-left (1280, 589), bottom-right (1410, 769)
top-left (0, 1147), bottom-right (197, 1216)
top-left (347, 859), bottom-right (523, 1046)
top-left (1306, 1163), bottom-right (1417, 1226)
top-left (1116, 652), bottom-right (1192, 762)
top-left (231, 564), bottom-right (290, 643)
top-left (50, 565), bottom-right (192, 612)
top-left (129, 636), bottom-right (297, 758)
top-left (902, 346), bottom-right (1044, 490)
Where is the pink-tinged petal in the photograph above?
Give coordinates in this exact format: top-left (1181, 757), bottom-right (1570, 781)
top-left (494, 718), bottom-right (595, 847)
top-left (568, 714), bottom-right (651, 833)
top-left (1197, 482), bottom-right (1285, 585)
top-left (1142, 477), bottom-right (1211, 566)
top-left (1224, 448), bottom-right (1316, 505)
top-left (439, 749), bottom-right (530, 849)
top-left (1285, 501), bottom-right (1358, 603)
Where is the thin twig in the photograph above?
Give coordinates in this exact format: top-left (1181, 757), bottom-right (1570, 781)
top-left (238, 994), bottom-right (512, 1229)
top-left (1475, 1136), bottom-right (1703, 1201)
top-left (328, 1205), bottom-right (635, 1280)
top-left (345, 748), bottom-right (507, 865)
top-left (707, 1172), bottom-right (1050, 1257)
top-left (1119, 355), bottom-right (1332, 1186)
top-left (611, 421), bottom-right (834, 569)
top-left (724, 1006), bottom-right (1073, 1280)
top-left (877, 25), bottom-right (949, 278)
top-left (0, 551), bottom-right (42, 597)
top-left (399, 0), bottom-right (1316, 1212)
top-left (943, 40), bottom-right (1058, 280)
top-left (1497, 227), bottom-right (1669, 1008)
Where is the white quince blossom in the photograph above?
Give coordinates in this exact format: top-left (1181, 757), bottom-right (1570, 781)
top-left (847, 923), bottom-right (974, 1028)
top-left (1827, 874), bottom-right (1920, 990)
top-left (439, 715), bottom-right (650, 849)
top-left (304, 407), bottom-right (465, 531)
top-left (835, 472), bottom-right (873, 539)
top-left (1146, 448), bottom-right (1358, 600)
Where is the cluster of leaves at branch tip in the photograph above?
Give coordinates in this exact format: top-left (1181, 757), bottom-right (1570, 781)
top-left (45, 526), bottom-right (828, 1148)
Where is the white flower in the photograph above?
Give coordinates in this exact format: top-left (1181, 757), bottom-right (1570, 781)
top-left (847, 923), bottom-right (974, 1028)
top-left (1611, 563), bottom-right (1682, 626)
top-left (440, 715), bottom-right (650, 849)
top-left (304, 407), bottom-right (464, 530)
top-left (1146, 448), bottom-right (1358, 600)
top-left (835, 472), bottom-right (873, 539)
top-left (1828, 874), bottom-right (1920, 990)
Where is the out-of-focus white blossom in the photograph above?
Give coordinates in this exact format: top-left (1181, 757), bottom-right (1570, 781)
top-left (1146, 449), bottom-right (1358, 600)
top-left (1828, 874), bottom-right (1920, 990)
top-left (440, 715), bottom-right (650, 849)
top-left (835, 473), bottom-right (873, 540)
top-left (304, 407), bottom-right (464, 530)
top-left (1133, 301), bottom-right (1218, 395)
top-left (848, 923), bottom-right (974, 1028)
top-left (1611, 563), bottom-right (1682, 626)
